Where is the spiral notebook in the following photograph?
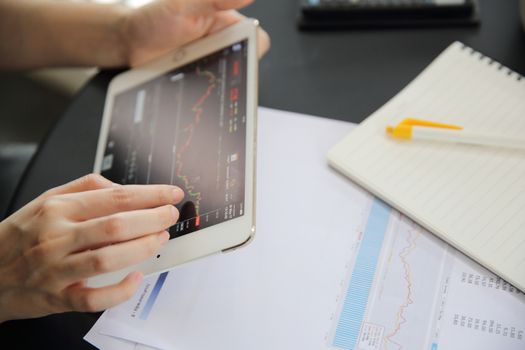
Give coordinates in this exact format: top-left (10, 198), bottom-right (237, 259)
top-left (328, 42), bottom-right (525, 291)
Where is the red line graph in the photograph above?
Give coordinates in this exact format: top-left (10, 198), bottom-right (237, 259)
top-left (383, 226), bottom-right (420, 350)
top-left (175, 66), bottom-right (217, 218)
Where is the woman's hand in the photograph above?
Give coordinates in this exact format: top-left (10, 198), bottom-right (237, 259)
top-left (0, 174), bottom-right (184, 323)
top-left (122, 0), bottom-right (271, 66)
top-left (0, 0), bottom-right (269, 70)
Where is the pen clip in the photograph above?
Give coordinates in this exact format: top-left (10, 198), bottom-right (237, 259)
top-left (397, 118), bottom-right (463, 130)
top-left (386, 118), bottom-right (463, 139)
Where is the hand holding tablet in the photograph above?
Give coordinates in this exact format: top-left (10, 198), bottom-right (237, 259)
top-left (90, 19), bottom-right (260, 287)
top-left (123, 0), bottom-right (270, 66)
top-left (0, 175), bottom-right (183, 322)
top-left (0, 17), bottom-right (263, 321)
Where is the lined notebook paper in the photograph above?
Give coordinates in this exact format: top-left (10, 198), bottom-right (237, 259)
top-left (328, 42), bottom-right (525, 291)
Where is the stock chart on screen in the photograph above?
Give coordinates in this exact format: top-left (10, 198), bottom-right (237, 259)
top-left (100, 40), bottom-right (248, 238)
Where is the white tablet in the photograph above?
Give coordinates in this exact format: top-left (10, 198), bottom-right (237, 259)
top-left (89, 19), bottom-right (258, 288)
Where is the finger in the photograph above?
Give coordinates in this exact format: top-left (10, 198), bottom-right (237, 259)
top-left (67, 271), bottom-right (143, 312)
top-left (40, 174), bottom-right (115, 200)
top-left (65, 205), bottom-right (178, 253)
top-left (56, 184), bottom-right (184, 221)
top-left (170, 0), bottom-right (253, 15)
top-left (256, 27), bottom-right (271, 58)
top-left (204, 11), bottom-right (270, 58)
top-left (58, 231), bottom-right (169, 282)
top-left (27, 174), bottom-right (116, 215)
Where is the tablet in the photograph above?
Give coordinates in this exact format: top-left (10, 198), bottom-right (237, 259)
top-left (89, 19), bottom-right (258, 288)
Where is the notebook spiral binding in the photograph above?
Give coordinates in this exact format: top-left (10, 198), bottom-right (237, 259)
top-left (460, 42), bottom-right (524, 81)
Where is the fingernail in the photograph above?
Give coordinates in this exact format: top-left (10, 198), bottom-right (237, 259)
top-left (158, 232), bottom-right (169, 245)
top-left (173, 188), bottom-right (184, 202)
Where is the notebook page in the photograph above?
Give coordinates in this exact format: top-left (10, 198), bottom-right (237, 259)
top-left (328, 42), bottom-right (525, 291)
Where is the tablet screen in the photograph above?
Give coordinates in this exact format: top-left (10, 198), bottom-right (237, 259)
top-left (100, 40), bottom-right (248, 238)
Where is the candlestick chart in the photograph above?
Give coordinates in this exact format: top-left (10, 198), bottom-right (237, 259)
top-left (100, 41), bottom-right (248, 238)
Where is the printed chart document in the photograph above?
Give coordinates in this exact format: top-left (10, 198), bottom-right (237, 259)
top-left (86, 108), bottom-right (525, 350)
top-left (328, 42), bottom-right (525, 292)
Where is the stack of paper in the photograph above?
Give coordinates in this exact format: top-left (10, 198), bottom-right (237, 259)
top-left (86, 108), bottom-right (525, 350)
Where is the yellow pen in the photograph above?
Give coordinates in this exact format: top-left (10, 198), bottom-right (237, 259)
top-left (386, 118), bottom-right (525, 150)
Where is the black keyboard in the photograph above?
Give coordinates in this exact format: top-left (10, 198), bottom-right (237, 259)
top-left (299, 0), bottom-right (480, 30)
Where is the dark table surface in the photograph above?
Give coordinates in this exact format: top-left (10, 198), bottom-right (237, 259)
top-left (2, 0), bottom-right (525, 348)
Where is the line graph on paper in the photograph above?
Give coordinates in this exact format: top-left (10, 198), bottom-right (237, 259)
top-left (330, 200), bottom-right (448, 350)
top-left (329, 198), bottom-right (525, 350)
top-left (381, 224), bottom-right (420, 350)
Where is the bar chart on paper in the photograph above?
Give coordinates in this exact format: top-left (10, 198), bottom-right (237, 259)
top-left (329, 198), bottom-right (525, 350)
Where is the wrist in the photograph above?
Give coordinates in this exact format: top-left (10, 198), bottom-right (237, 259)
top-left (113, 6), bottom-right (134, 67)
top-left (47, 2), bottom-right (134, 68)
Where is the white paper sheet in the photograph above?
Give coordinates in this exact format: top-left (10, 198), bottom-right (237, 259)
top-left (85, 107), bottom-right (361, 348)
top-left (86, 108), bottom-right (525, 350)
